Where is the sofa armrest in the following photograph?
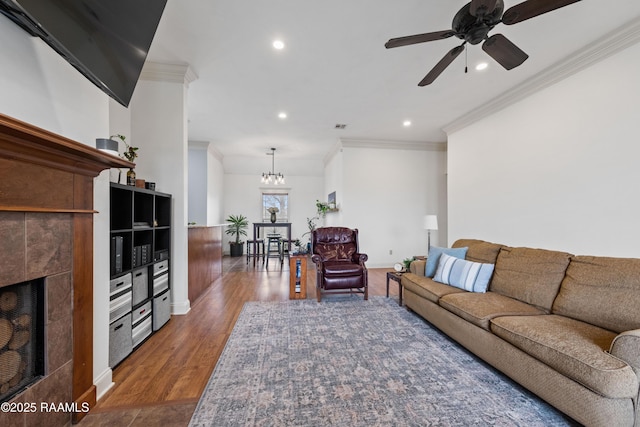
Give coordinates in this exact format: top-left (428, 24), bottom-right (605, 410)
top-left (610, 329), bottom-right (640, 373)
top-left (409, 260), bottom-right (426, 276)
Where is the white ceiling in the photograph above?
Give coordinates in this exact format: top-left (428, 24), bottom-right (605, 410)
top-left (146, 0), bottom-right (640, 173)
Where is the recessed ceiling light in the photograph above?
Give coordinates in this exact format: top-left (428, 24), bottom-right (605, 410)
top-left (403, 120), bottom-right (412, 127)
top-left (475, 62), bottom-right (488, 71)
top-left (273, 40), bottom-right (285, 50)
top-left (278, 112), bottom-right (287, 119)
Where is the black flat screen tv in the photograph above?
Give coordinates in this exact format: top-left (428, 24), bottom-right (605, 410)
top-left (0, 0), bottom-right (167, 107)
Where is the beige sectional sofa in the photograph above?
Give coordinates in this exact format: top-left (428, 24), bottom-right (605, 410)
top-left (401, 239), bottom-right (640, 427)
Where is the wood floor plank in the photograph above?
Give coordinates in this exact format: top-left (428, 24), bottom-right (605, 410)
top-left (84, 257), bottom-right (398, 425)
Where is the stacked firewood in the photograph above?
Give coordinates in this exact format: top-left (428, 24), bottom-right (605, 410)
top-left (0, 290), bottom-right (31, 395)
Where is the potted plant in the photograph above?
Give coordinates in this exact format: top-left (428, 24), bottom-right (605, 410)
top-left (225, 214), bottom-right (249, 257)
top-left (110, 134), bottom-right (139, 185)
top-left (316, 200), bottom-right (330, 217)
top-left (299, 216), bottom-right (318, 254)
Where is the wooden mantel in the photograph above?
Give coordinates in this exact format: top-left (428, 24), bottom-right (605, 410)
top-left (0, 113), bottom-right (131, 423)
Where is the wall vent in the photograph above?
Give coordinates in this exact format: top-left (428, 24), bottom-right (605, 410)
top-left (334, 124), bottom-right (347, 129)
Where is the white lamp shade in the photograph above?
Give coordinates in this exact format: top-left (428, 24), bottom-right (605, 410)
top-left (424, 215), bottom-right (438, 230)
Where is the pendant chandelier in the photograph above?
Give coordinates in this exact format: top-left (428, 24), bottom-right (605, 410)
top-left (261, 147), bottom-right (285, 185)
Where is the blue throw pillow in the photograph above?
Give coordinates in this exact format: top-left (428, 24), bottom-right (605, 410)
top-left (433, 252), bottom-right (495, 293)
top-left (425, 246), bottom-right (468, 277)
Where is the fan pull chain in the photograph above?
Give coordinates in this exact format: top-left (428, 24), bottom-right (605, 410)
top-left (465, 48), bottom-right (468, 74)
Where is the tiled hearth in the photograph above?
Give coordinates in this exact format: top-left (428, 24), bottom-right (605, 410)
top-left (0, 213), bottom-right (73, 426)
top-left (0, 113), bottom-right (130, 425)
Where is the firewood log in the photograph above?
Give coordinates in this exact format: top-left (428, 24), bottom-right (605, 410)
top-left (8, 330), bottom-right (30, 350)
top-left (0, 350), bottom-right (21, 383)
top-left (13, 314), bottom-right (31, 329)
top-left (0, 318), bottom-right (12, 348)
top-left (0, 291), bottom-right (18, 312)
top-left (8, 371), bottom-right (22, 387)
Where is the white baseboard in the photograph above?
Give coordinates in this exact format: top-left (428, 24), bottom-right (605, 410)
top-left (171, 298), bottom-right (191, 315)
top-left (94, 367), bottom-right (114, 401)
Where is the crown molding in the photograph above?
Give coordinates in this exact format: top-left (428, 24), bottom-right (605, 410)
top-left (443, 16), bottom-right (640, 135)
top-left (340, 138), bottom-right (446, 152)
top-left (188, 140), bottom-right (224, 162)
top-left (324, 138), bottom-right (446, 165)
top-left (323, 140), bottom-right (343, 165)
top-left (188, 141), bottom-right (209, 150)
top-left (140, 62), bottom-right (199, 85)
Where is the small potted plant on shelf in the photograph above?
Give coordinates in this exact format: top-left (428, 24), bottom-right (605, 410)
top-left (316, 200), bottom-right (330, 217)
top-left (225, 214), bottom-right (248, 257)
top-left (110, 134), bottom-right (139, 186)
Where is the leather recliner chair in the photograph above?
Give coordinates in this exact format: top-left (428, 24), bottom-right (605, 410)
top-left (311, 227), bottom-right (368, 302)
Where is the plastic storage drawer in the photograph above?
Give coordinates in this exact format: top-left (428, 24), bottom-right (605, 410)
top-left (110, 273), bottom-right (132, 297)
top-left (109, 273), bottom-right (132, 323)
top-left (109, 314), bottom-right (132, 367)
top-left (153, 289), bottom-right (171, 331)
top-left (132, 301), bottom-right (153, 348)
top-left (153, 260), bottom-right (169, 276)
top-left (131, 266), bottom-right (149, 306)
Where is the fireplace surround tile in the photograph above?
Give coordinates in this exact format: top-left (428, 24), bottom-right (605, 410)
top-left (22, 361), bottom-right (73, 427)
top-left (47, 273), bottom-right (72, 323)
top-left (47, 310), bottom-right (73, 373)
top-left (0, 211), bottom-right (26, 287)
top-left (26, 213), bottom-right (72, 280)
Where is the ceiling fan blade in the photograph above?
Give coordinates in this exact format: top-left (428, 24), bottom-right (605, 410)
top-left (502, 0), bottom-right (581, 25)
top-left (469, 0), bottom-right (499, 17)
top-left (385, 30), bottom-right (455, 49)
top-left (418, 44), bottom-right (465, 86)
top-left (482, 34), bottom-right (529, 70)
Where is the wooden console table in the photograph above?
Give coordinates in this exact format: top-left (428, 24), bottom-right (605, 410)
top-left (289, 255), bottom-right (307, 299)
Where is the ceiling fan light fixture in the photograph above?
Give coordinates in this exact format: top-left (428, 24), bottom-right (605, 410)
top-left (278, 112), bottom-right (287, 119)
top-left (272, 40), bottom-right (285, 50)
top-left (475, 62), bottom-right (488, 71)
top-left (403, 120), bottom-right (412, 127)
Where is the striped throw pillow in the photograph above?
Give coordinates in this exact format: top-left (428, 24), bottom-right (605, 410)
top-left (433, 253), bottom-right (495, 293)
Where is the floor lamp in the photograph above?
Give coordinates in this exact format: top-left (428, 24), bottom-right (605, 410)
top-left (424, 215), bottom-right (438, 256)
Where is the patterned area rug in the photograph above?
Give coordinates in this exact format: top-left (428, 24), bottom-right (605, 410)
top-left (189, 296), bottom-right (578, 426)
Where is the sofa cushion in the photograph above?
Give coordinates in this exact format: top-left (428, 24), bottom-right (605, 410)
top-left (491, 247), bottom-right (572, 312)
top-left (433, 253), bottom-right (494, 293)
top-left (552, 255), bottom-right (640, 333)
top-left (401, 273), bottom-right (465, 304)
top-left (425, 246), bottom-right (468, 277)
top-left (452, 239), bottom-right (504, 264)
top-left (439, 292), bottom-right (545, 330)
top-left (491, 315), bottom-right (638, 399)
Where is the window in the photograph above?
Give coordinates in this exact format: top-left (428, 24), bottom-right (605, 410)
top-left (262, 192), bottom-right (289, 222)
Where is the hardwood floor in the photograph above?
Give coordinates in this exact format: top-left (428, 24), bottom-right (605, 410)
top-left (79, 256), bottom-right (398, 426)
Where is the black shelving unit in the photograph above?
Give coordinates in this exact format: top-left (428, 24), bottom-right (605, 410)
top-left (108, 182), bottom-right (172, 368)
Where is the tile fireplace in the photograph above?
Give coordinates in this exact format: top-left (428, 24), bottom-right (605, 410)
top-left (0, 113), bottom-right (130, 425)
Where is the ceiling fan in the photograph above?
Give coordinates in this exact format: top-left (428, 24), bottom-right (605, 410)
top-left (385, 0), bottom-right (581, 86)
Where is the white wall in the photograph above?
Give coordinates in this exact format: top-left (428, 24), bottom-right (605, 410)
top-left (448, 41), bottom-right (640, 257)
top-left (0, 17), bottom-right (115, 398)
top-left (327, 142), bottom-right (448, 267)
top-left (188, 143), bottom-right (208, 225)
top-left (207, 145), bottom-right (225, 225)
top-left (188, 142), bottom-right (225, 226)
top-left (130, 77), bottom-right (191, 315)
top-left (223, 174), bottom-right (323, 252)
